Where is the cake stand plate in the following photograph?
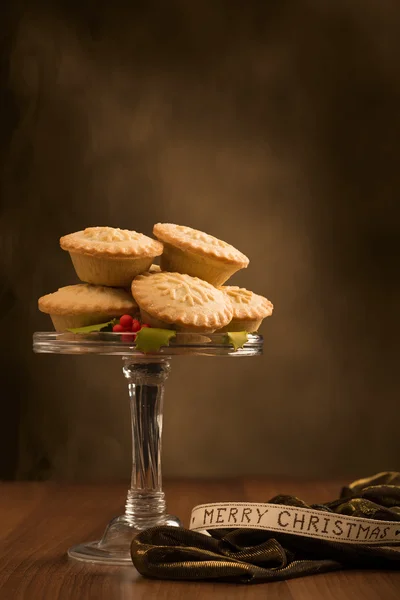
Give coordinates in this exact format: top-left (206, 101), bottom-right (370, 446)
top-left (33, 331), bottom-right (263, 566)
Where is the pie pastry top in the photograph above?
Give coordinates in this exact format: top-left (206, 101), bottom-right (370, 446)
top-left (219, 286), bottom-right (273, 320)
top-left (38, 284), bottom-right (137, 316)
top-left (153, 223), bottom-right (249, 267)
top-left (132, 272), bottom-right (233, 330)
top-left (60, 227), bottom-right (163, 259)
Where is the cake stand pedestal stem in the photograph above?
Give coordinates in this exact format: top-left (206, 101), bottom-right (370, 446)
top-left (67, 356), bottom-right (180, 566)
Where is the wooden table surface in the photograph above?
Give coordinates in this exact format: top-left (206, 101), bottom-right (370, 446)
top-left (0, 479), bottom-right (399, 599)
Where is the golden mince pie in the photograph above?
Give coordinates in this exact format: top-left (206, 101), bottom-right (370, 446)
top-left (153, 223), bottom-right (249, 286)
top-left (38, 284), bottom-right (138, 331)
top-left (216, 286), bottom-right (273, 332)
top-left (60, 227), bottom-right (163, 287)
top-left (131, 271), bottom-right (233, 332)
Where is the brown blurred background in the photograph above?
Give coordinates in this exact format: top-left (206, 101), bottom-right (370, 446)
top-left (0, 0), bottom-right (399, 482)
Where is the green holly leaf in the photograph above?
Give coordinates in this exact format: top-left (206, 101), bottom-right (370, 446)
top-left (225, 331), bottom-right (248, 351)
top-left (67, 319), bottom-right (118, 334)
top-left (135, 328), bottom-right (177, 353)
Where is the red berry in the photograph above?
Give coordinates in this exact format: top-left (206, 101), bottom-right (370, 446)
top-left (122, 333), bottom-right (136, 343)
top-left (141, 323), bottom-right (151, 328)
top-left (113, 324), bottom-right (124, 333)
top-left (119, 314), bottom-right (133, 329)
top-left (131, 319), bottom-right (141, 333)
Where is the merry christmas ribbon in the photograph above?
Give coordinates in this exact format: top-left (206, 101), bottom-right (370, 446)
top-left (190, 502), bottom-right (400, 545)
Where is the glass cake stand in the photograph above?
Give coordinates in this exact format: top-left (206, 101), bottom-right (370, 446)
top-left (33, 331), bottom-right (263, 566)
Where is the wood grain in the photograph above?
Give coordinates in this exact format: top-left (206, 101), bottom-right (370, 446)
top-left (0, 480), bottom-right (399, 599)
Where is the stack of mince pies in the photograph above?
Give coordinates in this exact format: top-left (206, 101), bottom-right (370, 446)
top-left (38, 224), bottom-right (273, 335)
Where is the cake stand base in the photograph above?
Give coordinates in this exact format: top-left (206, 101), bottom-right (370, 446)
top-left (68, 513), bottom-right (181, 565)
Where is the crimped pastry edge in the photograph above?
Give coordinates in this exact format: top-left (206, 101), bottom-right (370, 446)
top-left (38, 285), bottom-right (137, 316)
top-left (219, 286), bottom-right (274, 320)
top-left (60, 228), bottom-right (163, 259)
top-left (131, 273), bottom-right (233, 330)
top-left (153, 223), bottom-right (249, 267)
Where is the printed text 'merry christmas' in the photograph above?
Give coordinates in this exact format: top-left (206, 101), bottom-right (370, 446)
top-left (198, 505), bottom-right (393, 541)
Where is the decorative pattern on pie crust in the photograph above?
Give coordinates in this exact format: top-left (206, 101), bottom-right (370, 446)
top-left (132, 272), bottom-right (233, 330)
top-left (153, 223), bottom-right (249, 266)
top-left (60, 227), bottom-right (163, 258)
top-left (218, 286), bottom-right (273, 320)
top-left (38, 284), bottom-right (137, 315)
